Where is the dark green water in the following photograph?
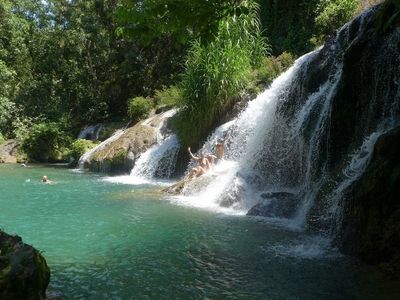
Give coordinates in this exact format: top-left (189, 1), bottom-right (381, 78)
top-left (0, 164), bottom-right (398, 299)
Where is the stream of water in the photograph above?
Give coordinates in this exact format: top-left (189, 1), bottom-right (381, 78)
top-left (0, 164), bottom-right (399, 299)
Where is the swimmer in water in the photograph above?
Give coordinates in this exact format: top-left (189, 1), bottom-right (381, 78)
top-left (42, 175), bottom-right (53, 184)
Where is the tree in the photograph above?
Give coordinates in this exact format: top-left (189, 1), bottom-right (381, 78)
top-left (115, 0), bottom-right (253, 44)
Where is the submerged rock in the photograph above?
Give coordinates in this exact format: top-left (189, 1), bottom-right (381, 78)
top-left (163, 179), bottom-right (187, 195)
top-left (247, 192), bottom-right (300, 218)
top-left (0, 230), bottom-right (50, 300)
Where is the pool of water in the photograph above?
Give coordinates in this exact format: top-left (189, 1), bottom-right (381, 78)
top-left (0, 164), bottom-right (399, 299)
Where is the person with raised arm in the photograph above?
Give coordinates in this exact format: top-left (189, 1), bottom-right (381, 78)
top-left (186, 147), bottom-right (210, 180)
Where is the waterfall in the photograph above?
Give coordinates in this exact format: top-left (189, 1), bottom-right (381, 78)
top-left (170, 51), bottom-right (317, 215)
top-left (171, 5), bottom-right (400, 237)
top-left (130, 135), bottom-right (180, 180)
top-left (99, 109), bottom-right (180, 185)
top-left (126, 110), bottom-right (181, 183)
top-left (77, 124), bottom-right (104, 141)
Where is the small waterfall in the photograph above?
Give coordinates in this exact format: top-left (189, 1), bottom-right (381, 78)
top-left (130, 135), bottom-right (180, 180)
top-left (78, 129), bottom-right (125, 169)
top-left (78, 124), bottom-right (104, 141)
top-left (99, 109), bottom-right (180, 184)
top-left (127, 110), bottom-right (181, 183)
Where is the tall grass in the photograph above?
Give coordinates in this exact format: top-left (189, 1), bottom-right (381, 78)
top-left (173, 1), bottom-right (267, 148)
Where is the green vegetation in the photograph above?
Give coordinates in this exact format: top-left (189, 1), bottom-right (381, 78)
top-left (0, 133), bottom-right (4, 145)
top-left (259, 0), bottom-right (360, 55)
top-left (0, 0), bottom-right (382, 161)
top-left (315, 0), bottom-right (359, 35)
top-left (173, 2), bottom-right (267, 147)
top-left (127, 97), bottom-right (154, 123)
top-left (256, 52), bottom-right (296, 87)
top-left (115, 0), bottom-right (255, 44)
top-left (154, 86), bottom-right (183, 107)
top-left (21, 122), bottom-right (72, 162)
top-left (68, 139), bottom-right (98, 166)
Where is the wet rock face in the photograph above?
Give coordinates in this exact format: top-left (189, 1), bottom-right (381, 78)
top-left (0, 230), bottom-right (50, 300)
top-left (87, 124), bottom-right (158, 174)
top-left (254, 3), bottom-right (399, 271)
top-left (82, 110), bottom-right (175, 174)
top-left (338, 127), bottom-right (400, 274)
top-left (247, 192), bottom-right (300, 218)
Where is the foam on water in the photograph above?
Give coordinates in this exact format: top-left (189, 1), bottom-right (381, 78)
top-left (102, 175), bottom-right (173, 186)
top-left (168, 160), bottom-right (246, 215)
top-left (262, 235), bottom-right (340, 260)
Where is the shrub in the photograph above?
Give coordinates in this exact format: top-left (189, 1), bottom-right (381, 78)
top-left (0, 132), bottom-right (4, 145)
top-left (315, 0), bottom-right (359, 35)
top-left (21, 122), bottom-right (72, 162)
top-left (154, 86), bottom-right (183, 107)
top-left (127, 97), bottom-right (154, 123)
top-left (68, 139), bottom-right (98, 166)
top-left (256, 52), bottom-right (296, 86)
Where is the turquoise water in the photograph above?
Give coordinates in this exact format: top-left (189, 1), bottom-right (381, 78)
top-left (0, 164), bottom-right (399, 299)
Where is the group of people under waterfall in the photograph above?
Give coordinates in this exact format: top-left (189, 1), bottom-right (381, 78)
top-left (186, 135), bottom-right (226, 180)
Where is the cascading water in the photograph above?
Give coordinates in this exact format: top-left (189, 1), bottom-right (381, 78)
top-left (101, 109), bottom-right (181, 185)
top-left (171, 5), bottom-right (400, 240)
top-left (171, 51), bottom-right (318, 215)
top-left (77, 124), bottom-right (104, 141)
top-left (125, 110), bottom-right (181, 183)
top-left (130, 135), bottom-right (180, 181)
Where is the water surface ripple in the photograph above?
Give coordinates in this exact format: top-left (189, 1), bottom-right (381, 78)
top-left (0, 164), bottom-right (398, 299)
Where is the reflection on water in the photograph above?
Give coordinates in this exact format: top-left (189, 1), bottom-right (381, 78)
top-left (0, 164), bottom-right (399, 299)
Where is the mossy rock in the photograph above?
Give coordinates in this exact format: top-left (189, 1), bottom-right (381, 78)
top-left (83, 110), bottom-right (175, 174)
top-left (0, 230), bottom-right (50, 300)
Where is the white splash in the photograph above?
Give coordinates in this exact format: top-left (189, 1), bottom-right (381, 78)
top-left (128, 134), bottom-right (180, 184)
top-left (263, 235), bottom-right (340, 260)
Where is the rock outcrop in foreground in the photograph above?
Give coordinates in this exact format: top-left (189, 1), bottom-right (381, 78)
top-left (0, 230), bottom-right (50, 300)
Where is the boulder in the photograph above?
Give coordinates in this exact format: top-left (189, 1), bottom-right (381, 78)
top-left (0, 140), bottom-right (20, 163)
top-left (163, 179), bottom-right (187, 195)
top-left (247, 192), bottom-right (300, 218)
top-left (0, 230), bottom-right (50, 300)
top-left (82, 110), bottom-right (175, 174)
